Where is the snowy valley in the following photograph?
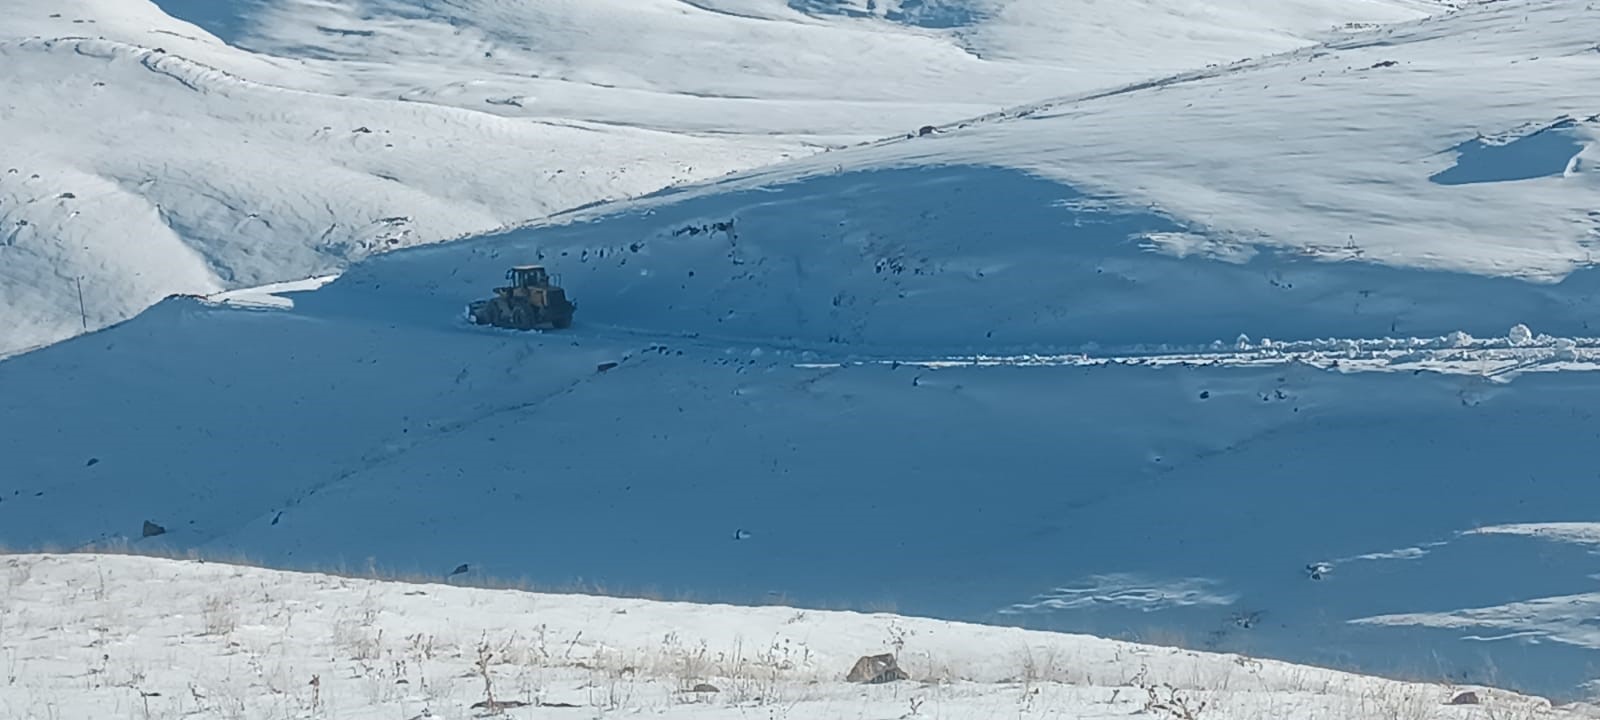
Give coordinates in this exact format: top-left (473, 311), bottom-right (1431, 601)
top-left (5, 0), bottom-right (1600, 717)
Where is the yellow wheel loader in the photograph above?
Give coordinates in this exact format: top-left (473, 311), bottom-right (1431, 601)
top-left (466, 265), bottom-right (576, 330)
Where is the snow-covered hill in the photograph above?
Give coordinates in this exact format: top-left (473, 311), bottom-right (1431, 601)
top-left (3, 0), bottom-right (1452, 353)
top-left (7, 0), bottom-right (1600, 706)
top-left (306, 0), bottom-right (1600, 350)
top-left (0, 552), bottom-right (1580, 719)
top-left (0, 35), bottom-right (792, 356)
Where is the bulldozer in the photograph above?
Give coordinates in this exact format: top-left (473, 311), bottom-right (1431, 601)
top-left (466, 265), bottom-right (576, 330)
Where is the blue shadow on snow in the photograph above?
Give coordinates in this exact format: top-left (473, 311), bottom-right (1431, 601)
top-left (147, 0), bottom-right (262, 43)
top-left (1430, 119), bottom-right (1586, 185)
top-left (787, 0), bottom-right (984, 28)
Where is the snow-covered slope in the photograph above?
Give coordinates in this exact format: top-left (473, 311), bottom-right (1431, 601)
top-left (7, 0), bottom-right (1600, 705)
top-left (165, 0), bottom-right (1445, 137)
top-left (3, 0), bottom-right (1452, 353)
top-left (13, 285), bottom-right (1600, 697)
top-left (314, 0), bottom-right (1600, 352)
top-left (0, 553), bottom-right (1578, 719)
top-left (0, 36), bottom-right (791, 356)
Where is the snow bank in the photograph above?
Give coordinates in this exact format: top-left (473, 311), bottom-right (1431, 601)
top-left (0, 552), bottom-right (1571, 719)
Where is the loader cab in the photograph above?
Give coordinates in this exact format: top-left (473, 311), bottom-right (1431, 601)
top-left (507, 265), bottom-right (552, 289)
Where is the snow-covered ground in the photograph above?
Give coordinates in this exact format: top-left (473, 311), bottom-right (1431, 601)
top-left (3, 0), bottom-right (1455, 353)
top-left (7, 0), bottom-right (1600, 709)
top-left (14, 283), bottom-right (1600, 698)
top-left (0, 552), bottom-right (1579, 719)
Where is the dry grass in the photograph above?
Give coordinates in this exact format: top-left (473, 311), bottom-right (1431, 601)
top-left (0, 549), bottom-right (1585, 720)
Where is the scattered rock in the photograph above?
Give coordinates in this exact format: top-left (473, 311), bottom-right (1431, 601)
top-left (470, 699), bottom-right (530, 710)
top-left (1370, 60), bottom-right (1399, 69)
top-left (85, 457), bottom-right (99, 467)
top-left (353, 126), bottom-right (373, 134)
top-left (448, 563), bottom-right (470, 577)
top-left (917, 125), bottom-right (937, 137)
top-left (57, 192), bottom-right (76, 200)
top-left (846, 653), bottom-right (909, 684)
top-left (672, 220), bottom-right (735, 237)
top-left (1448, 691), bottom-right (1481, 706)
top-left (141, 520), bottom-right (166, 538)
top-left (1198, 391), bottom-right (1210, 400)
top-left (596, 361), bottom-right (620, 373)
top-left (690, 683), bottom-right (720, 693)
top-left (733, 529), bottom-right (752, 541)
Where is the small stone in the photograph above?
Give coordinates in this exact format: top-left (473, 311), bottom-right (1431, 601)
top-left (141, 520), bottom-right (166, 538)
top-left (1448, 691), bottom-right (1481, 706)
top-left (846, 653), bottom-right (909, 684)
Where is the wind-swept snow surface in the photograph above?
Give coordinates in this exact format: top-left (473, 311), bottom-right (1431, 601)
top-left (3, 553), bottom-right (1576, 720)
top-left (4, 0), bottom-right (1451, 353)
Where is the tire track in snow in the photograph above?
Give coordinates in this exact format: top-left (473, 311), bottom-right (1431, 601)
top-left (793, 335), bottom-right (1600, 378)
top-left (570, 321), bottom-right (1600, 379)
top-left (197, 349), bottom-right (660, 548)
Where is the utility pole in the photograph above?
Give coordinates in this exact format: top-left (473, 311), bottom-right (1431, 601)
top-left (76, 276), bottom-right (87, 330)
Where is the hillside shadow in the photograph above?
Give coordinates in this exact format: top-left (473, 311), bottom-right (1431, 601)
top-left (787, 0), bottom-right (985, 28)
top-left (337, 162), bottom-right (1600, 352)
top-left (1430, 119), bottom-right (1586, 185)
top-left (148, 0), bottom-right (262, 43)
